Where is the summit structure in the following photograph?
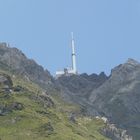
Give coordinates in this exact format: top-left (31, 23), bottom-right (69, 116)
top-left (56, 33), bottom-right (78, 78)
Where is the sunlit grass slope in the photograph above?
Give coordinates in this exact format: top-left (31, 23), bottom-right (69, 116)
top-left (0, 69), bottom-right (109, 140)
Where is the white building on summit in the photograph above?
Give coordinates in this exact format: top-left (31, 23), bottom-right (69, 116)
top-left (56, 33), bottom-right (78, 78)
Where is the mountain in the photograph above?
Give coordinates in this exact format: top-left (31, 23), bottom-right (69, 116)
top-left (55, 72), bottom-right (108, 115)
top-left (0, 44), bottom-right (110, 140)
top-left (57, 72), bottom-right (108, 96)
top-left (89, 58), bottom-right (140, 140)
top-left (57, 58), bottom-right (140, 140)
top-left (0, 43), bottom-right (53, 89)
top-left (0, 43), bottom-right (138, 139)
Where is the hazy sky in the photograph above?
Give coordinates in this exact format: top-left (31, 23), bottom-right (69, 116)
top-left (0, 0), bottom-right (140, 75)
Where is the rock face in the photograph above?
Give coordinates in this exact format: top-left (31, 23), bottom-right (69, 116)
top-left (0, 73), bottom-right (13, 91)
top-left (0, 43), bottom-right (53, 89)
top-left (88, 59), bottom-right (140, 139)
top-left (56, 72), bottom-right (108, 110)
top-left (30, 94), bottom-right (55, 108)
top-left (0, 74), bottom-right (24, 115)
top-left (57, 72), bottom-right (108, 96)
top-left (102, 123), bottom-right (133, 140)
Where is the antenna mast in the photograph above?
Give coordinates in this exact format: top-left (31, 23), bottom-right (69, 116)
top-left (71, 32), bottom-right (77, 74)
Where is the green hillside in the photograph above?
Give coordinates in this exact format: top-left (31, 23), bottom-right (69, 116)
top-left (0, 69), bottom-right (109, 140)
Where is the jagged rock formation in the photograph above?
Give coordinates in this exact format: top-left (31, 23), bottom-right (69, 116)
top-left (102, 123), bottom-right (133, 140)
top-left (56, 72), bottom-right (108, 101)
top-left (0, 43), bottom-right (53, 89)
top-left (55, 72), bottom-right (108, 117)
top-left (0, 73), bottom-right (13, 92)
top-left (88, 59), bottom-right (140, 139)
top-left (81, 72), bottom-right (108, 84)
top-left (0, 73), bottom-right (24, 115)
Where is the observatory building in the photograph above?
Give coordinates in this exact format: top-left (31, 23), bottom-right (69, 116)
top-left (56, 33), bottom-right (78, 78)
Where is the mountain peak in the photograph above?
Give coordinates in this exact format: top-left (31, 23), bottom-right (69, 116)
top-left (111, 58), bottom-right (140, 76)
top-left (0, 43), bottom-right (53, 89)
top-left (125, 58), bottom-right (140, 66)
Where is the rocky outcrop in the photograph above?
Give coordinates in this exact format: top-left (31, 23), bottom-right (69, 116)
top-left (102, 123), bottom-right (133, 140)
top-left (0, 43), bottom-right (53, 89)
top-left (30, 93), bottom-right (54, 108)
top-left (81, 72), bottom-right (108, 84)
top-left (56, 72), bottom-right (108, 102)
top-left (0, 73), bottom-right (13, 92)
top-left (0, 102), bottom-right (24, 116)
top-left (0, 74), bottom-right (24, 115)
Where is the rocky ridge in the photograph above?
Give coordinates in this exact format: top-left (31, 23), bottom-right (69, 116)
top-left (87, 59), bottom-right (140, 139)
top-left (0, 43), bottom-right (53, 89)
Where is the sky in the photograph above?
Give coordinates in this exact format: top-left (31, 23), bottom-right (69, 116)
top-left (0, 0), bottom-right (140, 75)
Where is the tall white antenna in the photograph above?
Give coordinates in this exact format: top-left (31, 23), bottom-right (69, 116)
top-left (71, 32), bottom-right (77, 74)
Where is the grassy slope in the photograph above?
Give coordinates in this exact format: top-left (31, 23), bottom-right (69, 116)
top-left (0, 69), bottom-right (110, 140)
